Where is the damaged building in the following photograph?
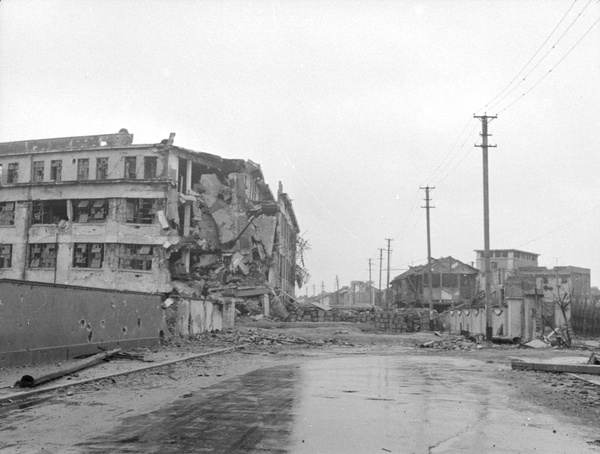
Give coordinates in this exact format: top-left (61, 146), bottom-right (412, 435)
top-left (391, 257), bottom-right (479, 311)
top-left (0, 130), bottom-right (307, 334)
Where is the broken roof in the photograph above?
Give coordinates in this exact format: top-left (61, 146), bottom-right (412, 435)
top-left (392, 256), bottom-right (479, 282)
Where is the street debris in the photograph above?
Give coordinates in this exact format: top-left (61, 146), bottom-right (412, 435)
top-left (14, 348), bottom-right (122, 388)
top-left (523, 339), bottom-right (550, 349)
top-left (418, 334), bottom-right (484, 351)
top-left (511, 359), bottom-right (600, 375)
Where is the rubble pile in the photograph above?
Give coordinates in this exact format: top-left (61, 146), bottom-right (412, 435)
top-left (419, 334), bottom-right (485, 351)
top-left (181, 329), bottom-right (353, 349)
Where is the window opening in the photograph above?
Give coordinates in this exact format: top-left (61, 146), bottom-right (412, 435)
top-left (0, 244), bottom-right (11, 268)
top-left (144, 156), bottom-right (157, 179)
top-left (31, 200), bottom-right (68, 224)
top-left (124, 157), bottom-right (137, 179)
top-left (50, 160), bottom-right (62, 181)
top-left (74, 199), bottom-right (108, 223)
top-left (0, 202), bottom-right (15, 225)
top-left (28, 243), bottom-right (57, 268)
top-left (73, 243), bottom-right (104, 268)
top-left (119, 244), bottom-right (153, 270)
top-left (33, 161), bottom-right (44, 182)
top-left (7, 163), bottom-right (18, 183)
top-left (77, 158), bottom-right (89, 180)
top-left (96, 157), bottom-right (108, 180)
top-left (125, 198), bottom-right (164, 224)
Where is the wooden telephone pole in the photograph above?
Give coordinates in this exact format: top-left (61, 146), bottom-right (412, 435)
top-left (421, 186), bottom-right (435, 331)
top-left (475, 114), bottom-right (497, 341)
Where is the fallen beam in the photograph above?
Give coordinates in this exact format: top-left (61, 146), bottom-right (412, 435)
top-left (511, 361), bottom-right (600, 375)
top-left (15, 348), bottom-right (122, 388)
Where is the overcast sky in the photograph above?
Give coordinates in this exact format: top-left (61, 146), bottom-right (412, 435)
top-left (1, 0), bottom-right (599, 292)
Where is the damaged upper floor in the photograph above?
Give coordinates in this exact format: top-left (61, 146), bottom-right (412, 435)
top-left (0, 130), bottom-right (308, 298)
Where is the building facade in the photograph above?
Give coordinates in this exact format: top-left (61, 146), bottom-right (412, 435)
top-left (0, 130), bottom-right (304, 304)
top-left (391, 256), bottom-right (479, 311)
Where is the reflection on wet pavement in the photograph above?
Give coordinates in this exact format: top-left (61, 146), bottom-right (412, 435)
top-left (77, 355), bottom-right (598, 453)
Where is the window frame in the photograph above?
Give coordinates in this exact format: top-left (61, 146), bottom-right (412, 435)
top-left (144, 156), bottom-right (157, 179)
top-left (32, 161), bottom-right (44, 183)
top-left (0, 244), bottom-right (12, 268)
top-left (50, 160), bottom-right (62, 182)
top-left (7, 163), bottom-right (18, 183)
top-left (77, 158), bottom-right (89, 181)
top-left (28, 243), bottom-right (57, 268)
top-left (125, 198), bottom-right (164, 224)
top-left (124, 157), bottom-right (137, 179)
top-left (74, 199), bottom-right (108, 223)
top-left (73, 243), bottom-right (104, 269)
top-left (31, 200), bottom-right (68, 225)
top-left (0, 202), bottom-right (15, 226)
top-left (96, 157), bottom-right (108, 180)
top-left (118, 243), bottom-right (154, 271)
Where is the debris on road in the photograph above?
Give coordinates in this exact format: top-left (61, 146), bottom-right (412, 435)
top-left (523, 339), bottom-right (551, 349)
top-left (14, 348), bottom-right (122, 388)
top-left (511, 359), bottom-right (600, 375)
top-left (418, 334), bottom-right (484, 351)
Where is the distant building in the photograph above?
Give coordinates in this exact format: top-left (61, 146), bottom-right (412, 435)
top-left (474, 248), bottom-right (539, 287)
top-left (391, 257), bottom-right (479, 311)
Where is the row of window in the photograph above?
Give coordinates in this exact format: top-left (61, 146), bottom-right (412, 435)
top-left (0, 243), bottom-right (154, 271)
top-left (0, 156), bottom-right (158, 184)
top-left (0, 198), bottom-right (164, 226)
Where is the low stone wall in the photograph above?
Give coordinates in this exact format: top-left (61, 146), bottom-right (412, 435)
top-left (286, 306), bottom-right (429, 333)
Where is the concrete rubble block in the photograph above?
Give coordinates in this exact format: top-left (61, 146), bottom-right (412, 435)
top-left (251, 215), bottom-right (277, 257)
top-left (200, 174), bottom-right (223, 197)
top-left (189, 300), bottom-right (206, 335)
top-left (197, 213), bottom-right (221, 249)
top-left (176, 299), bottom-right (191, 338)
top-left (211, 205), bottom-right (237, 245)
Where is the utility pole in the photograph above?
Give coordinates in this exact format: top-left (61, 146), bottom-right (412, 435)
top-left (385, 238), bottom-right (393, 309)
top-left (378, 248), bottom-right (384, 304)
top-left (368, 258), bottom-right (374, 306)
top-left (321, 281), bottom-right (325, 305)
top-left (336, 275), bottom-right (340, 305)
top-left (421, 186), bottom-right (435, 331)
top-left (475, 113), bottom-right (496, 341)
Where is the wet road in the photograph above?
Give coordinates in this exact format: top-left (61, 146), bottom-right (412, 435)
top-left (79, 355), bottom-right (597, 453)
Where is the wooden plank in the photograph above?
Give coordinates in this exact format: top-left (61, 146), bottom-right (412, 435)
top-left (511, 361), bottom-right (600, 375)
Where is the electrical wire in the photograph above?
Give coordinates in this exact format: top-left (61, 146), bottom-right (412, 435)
top-left (476, 0), bottom-right (580, 114)
top-left (425, 117), bottom-right (477, 185)
top-left (518, 203), bottom-right (600, 248)
top-left (498, 13), bottom-right (600, 114)
top-left (432, 123), bottom-right (481, 187)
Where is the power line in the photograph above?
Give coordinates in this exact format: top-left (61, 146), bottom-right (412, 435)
top-left (433, 123), bottom-right (481, 186)
top-left (498, 13), bottom-right (600, 114)
top-left (518, 203), bottom-right (600, 248)
top-left (477, 0), bottom-right (580, 114)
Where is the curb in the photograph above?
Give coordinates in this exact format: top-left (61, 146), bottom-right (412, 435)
top-left (0, 344), bottom-right (248, 404)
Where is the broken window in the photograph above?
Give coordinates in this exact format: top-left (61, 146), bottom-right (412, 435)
top-left (96, 157), bottom-right (108, 180)
top-left (125, 198), bottom-right (164, 224)
top-left (0, 202), bottom-right (15, 225)
top-left (77, 158), bottom-right (89, 181)
top-left (144, 156), bottom-right (157, 179)
top-left (119, 244), bottom-right (153, 271)
top-left (32, 161), bottom-right (44, 183)
top-left (7, 163), bottom-right (18, 183)
top-left (31, 200), bottom-right (68, 225)
top-left (0, 244), bottom-right (11, 268)
top-left (28, 243), bottom-right (57, 268)
top-left (73, 243), bottom-right (104, 268)
top-left (124, 157), bottom-right (137, 179)
top-left (74, 199), bottom-right (108, 223)
top-left (50, 160), bottom-right (62, 182)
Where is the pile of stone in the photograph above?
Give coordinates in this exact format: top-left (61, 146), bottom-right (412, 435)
top-left (419, 334), bottom-right (484, 351)
top-left (286, 307), bottom-right (373, 323)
